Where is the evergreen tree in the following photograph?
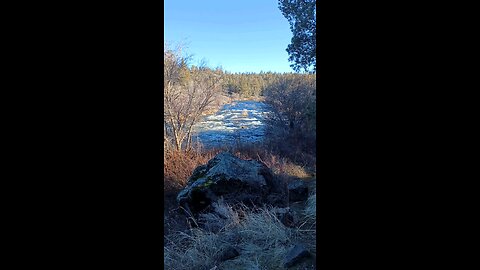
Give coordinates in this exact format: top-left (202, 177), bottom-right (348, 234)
top-left (278, 0), bottom-right (316, 73)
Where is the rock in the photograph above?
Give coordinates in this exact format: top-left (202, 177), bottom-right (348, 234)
top-left (283, 243), bottom-right (311, 268)
top-left (216, 245), bottom-right (239, 262)
top-left (288, 180), bottom-right (309, 202)
top-left (266, 192), bottom-right (288, 207)
top-left (177, 152), bottom-right (278, 214)
top-left (273, 207), bottom-right (296, 227)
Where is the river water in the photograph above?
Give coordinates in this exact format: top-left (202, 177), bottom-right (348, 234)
top-left (192, 100), bottom-right (272, 149)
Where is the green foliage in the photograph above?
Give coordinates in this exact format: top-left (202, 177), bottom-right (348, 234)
top-left (279, 0), bottom-right (316, 73)
top-left (222, 71), bottom-right (295, 98)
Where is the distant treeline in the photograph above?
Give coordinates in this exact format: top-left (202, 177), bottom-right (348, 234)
top-left (222, 71), bottom-right (317, 161)
top-left (222, 71), bottom-right (315, 99)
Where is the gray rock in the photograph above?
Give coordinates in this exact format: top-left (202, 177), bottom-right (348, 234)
top-left (177, 152), bottom-right (277, 214)
top-left (283, 243), bottom-right (311, 268)
top-left (266, 192), bottom-right (288, 207)
top-left (216, 245), bottom-right (239, 262)
top-left (288, 180), bottom-right (309, 202)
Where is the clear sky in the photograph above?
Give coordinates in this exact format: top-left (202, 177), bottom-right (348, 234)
top-left (164, 0), bottom-right (294, 73)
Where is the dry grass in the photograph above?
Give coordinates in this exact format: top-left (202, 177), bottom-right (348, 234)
top-left (164, 191), bottom-right (317, 270)
top-left (164, 146), bottom-right (317, 269)
top-left (278, 162), bottom-right (311, 179)
top-left (304, 193), bottom-right (316, 220)
top-left (228, 147), bottom-right (313, 179)
top-left (164, 149), bottom-right (221, 192)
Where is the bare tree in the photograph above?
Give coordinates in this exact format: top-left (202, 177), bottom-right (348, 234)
top-left (164, 43), bottom-right (185, 153)
top-left (264, 74), bottom-right (316, 131)
top-left (263, 74), bottom-right (316, 156)
top-left (164, 44), bottom-right (223, 152)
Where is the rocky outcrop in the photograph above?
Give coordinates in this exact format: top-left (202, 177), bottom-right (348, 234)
top-left (283, 243), bottom-right (311, 268)
top-left (177, 152), bottom-right (278, 214)
top-left (288, 179), bottom-right (309, 202)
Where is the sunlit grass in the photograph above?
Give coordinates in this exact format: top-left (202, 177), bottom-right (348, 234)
top-left (164, 196), bottom-right (316, 270)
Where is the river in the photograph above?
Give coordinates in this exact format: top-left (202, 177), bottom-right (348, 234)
top-left (192, 100), bottom-right (273, 149)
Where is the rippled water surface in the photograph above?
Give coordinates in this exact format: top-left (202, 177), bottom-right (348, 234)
top-left (192, 101), bottom-right (272, 148)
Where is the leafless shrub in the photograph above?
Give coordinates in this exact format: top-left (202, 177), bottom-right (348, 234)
top-left (263, 74), bottom-right (316, 167)
top-left (164, 149), bottom-right (220, 192)
top-left (164, 43), bottom-right (224, 152)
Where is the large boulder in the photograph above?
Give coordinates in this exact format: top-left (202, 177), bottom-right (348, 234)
top-left (177, 152), bottom-right (277, 213)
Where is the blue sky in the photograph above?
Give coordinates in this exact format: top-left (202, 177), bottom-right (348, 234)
top-left (164, 0), bottom-right (294, 73)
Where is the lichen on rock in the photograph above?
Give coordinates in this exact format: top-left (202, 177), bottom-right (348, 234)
top-left (177, 152), bottom-right (281, 214)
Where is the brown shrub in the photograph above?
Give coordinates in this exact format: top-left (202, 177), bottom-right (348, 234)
top-left (228, 146), bottom-right (314, 178)
top-left (164, 149), bottom-right (220, 193)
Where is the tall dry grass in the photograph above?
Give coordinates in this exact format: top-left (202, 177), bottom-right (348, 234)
top-left (164, 145), bottom-right (317, 269)
top-left (227, 146), bottom-right (314, 179)
top-left (164, 191), bottom-right (317, 270)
